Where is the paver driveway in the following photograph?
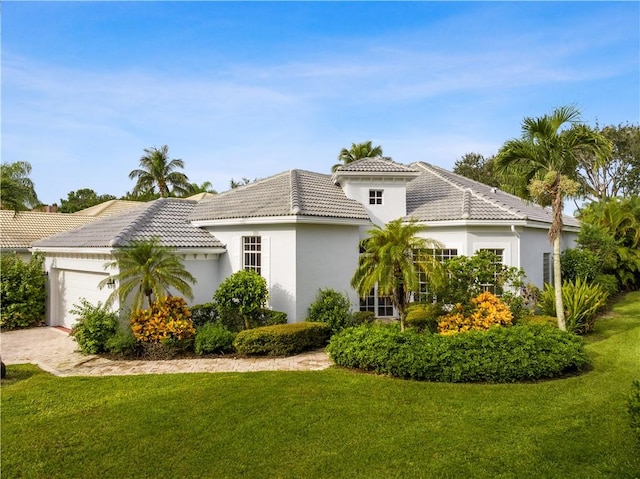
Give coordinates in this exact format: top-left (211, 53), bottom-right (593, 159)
top-left (0, 327), bottom-right (332, 377)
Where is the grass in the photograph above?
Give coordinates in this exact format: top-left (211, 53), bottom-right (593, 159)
top-left (2, 293), bottom-right (639, 479)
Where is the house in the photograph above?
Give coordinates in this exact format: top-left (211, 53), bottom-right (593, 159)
top-left (0, 200), bottom-right (143, 262)
top-left (33, 159), bottom-right (579, 328)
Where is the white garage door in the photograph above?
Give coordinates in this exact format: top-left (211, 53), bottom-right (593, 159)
top-left (55, 269), bottom-right (111, 329)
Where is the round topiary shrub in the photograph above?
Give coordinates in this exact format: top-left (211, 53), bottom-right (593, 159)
top-left (327, 323), bottom-right (591, 383)
top-left (307, 288), bottom-right (352, 334)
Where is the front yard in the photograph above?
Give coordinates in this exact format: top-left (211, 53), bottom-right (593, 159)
top-left (2, 293), bottom-right (639, 478)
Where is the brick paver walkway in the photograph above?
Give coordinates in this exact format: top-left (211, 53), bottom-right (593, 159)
top-left (0, 327), bottom-right (332, 377)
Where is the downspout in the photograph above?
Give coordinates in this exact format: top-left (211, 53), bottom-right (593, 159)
top-left (510, 225), bottom-right (521, 270)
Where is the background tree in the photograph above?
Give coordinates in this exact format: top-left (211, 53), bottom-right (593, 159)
top-left (577, 197), bottom-right (640, 290)
top-left (1, 161), bottom-right (39, 212)
top-left (333, 141), bottom-right (384, 172)
top-left (186, 181), bottom-right (217, 196)
top-left (453, 153), bottom-right (500, 187)
top-left (351, 218), bottom-right (444, 331)
top-left (578, 123), bottom-right (640, 201)
top-left (229, 177), bottom-right (254, 189)
top-left (59, 189), bottom-right (117, 213)
top-left (495, 105), bottom-right (612, 331)
top-left (128, 145), bottom-right (189, 198)
top-left (100, 237), bottom-right (196, 311)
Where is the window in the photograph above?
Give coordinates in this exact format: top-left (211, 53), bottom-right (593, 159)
top-left (369, 189), bottom-right (383, 205)
top-left (242, 236), bottom-right (261, 274)
top-left (359, 287), bottom-right (394, 317)
top-left (543, 252), bottom-right (552, 285)
top-left (479, 248), bottom-right (504, 295)
top-left (415, 248), bottom-right (458, 302)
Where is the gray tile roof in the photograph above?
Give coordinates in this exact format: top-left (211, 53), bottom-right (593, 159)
top-left (189, 169), bottom-right (370, 222)
top-left (33, 198), bottom-right (224, 249)
top-left (406, 162), bottom-right (580, 227)
top-left (335, 157), bottom-right (419, 173)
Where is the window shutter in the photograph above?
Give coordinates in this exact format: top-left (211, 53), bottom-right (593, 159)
top-left (232, 236), bottom-right (241, 271)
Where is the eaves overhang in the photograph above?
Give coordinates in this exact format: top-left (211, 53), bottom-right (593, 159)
top-left (191, 215), bottom-right (372, 228)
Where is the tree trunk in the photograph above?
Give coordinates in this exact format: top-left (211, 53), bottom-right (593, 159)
top-left (553, 235), bottom-right (566, 331)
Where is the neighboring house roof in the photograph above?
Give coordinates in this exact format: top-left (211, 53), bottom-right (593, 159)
top-left (185, 192), bottom-right (215, 201)
top-left (0, 210), bottom-right (96, 251)
top-left (406, 162), bottom-right (580, 227)
top-left (33, 198), bottom-right (224, 249)
top-left (73, 200), bottom-right (143, 218)
top-left (335, 157), bottom-right (420, 173)
top-left (189, 169), bottom-right (370, 222)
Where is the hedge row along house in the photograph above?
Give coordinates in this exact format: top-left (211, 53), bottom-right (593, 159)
top-left (33, 158), bottom-right (579, 328)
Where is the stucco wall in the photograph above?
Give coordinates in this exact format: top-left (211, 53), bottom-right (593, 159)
top-left (296, 223), bottom-right (361, 322)
top-left (342, 179), bottom-right (409, 226)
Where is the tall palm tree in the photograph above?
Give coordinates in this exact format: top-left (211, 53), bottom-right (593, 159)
top-left (351, 218), bottom-right (444, 331)
top-left (129, 145), bottom-right (189, 198)
top-left (333, 141), bottom-right (383, 172)
top-left (1, 161), bottom-right (39, 212)
top-left (100, 237), bottom-right (197, 310)
top-left (186, 181), bottom-right (217, 196)
top-left (494, 105), bottom-right (611, 331)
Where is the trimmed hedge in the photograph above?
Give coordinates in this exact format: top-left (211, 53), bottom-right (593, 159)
top-left (233, 322), bottom-right (331, 356)
top-left (327, 324), bottom-right (591, 383)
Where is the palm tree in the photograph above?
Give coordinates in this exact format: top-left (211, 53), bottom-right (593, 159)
top-left (332, 141), bottom-right (384, 172)
top-left (128, 145), bottom-right (189, 198)
top-left (1, 161), bottom-right (39, 212)
top-left (100, 237), bottom-right (197, 310)
top-left (351, 218), bottom-right (444, 331)
top-left (186, 181), bottom-right (217, 196)
top-left (494, 105), bottom-right (611, 331)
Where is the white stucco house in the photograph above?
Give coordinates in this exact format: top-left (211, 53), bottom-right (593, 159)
top-left (32, 158), bottom-right (579, 328)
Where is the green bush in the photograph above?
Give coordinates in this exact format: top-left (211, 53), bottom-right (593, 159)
top-left (105, 329), bottom-right (139, 357)
top-left (69, 299), bottom-right (119, 354)
top-left (307, 288), bottom-right (352, 334)
top-left (190, 302), bottom-right (219, 328)
top-left (540, 278), bottom-right (609, 334)
top-left (629, 380), bottom-right (640, 443)
top-left (327, 324), bottom-right (590, 383)
top-left (351, 311), bottom-right (375, 326)
top-left (233, 322), bottom-right (331, 356)
top-left (405, 303), bottom-right (442, 332)
top-left (0, 253), bottom-right (46, 329)
top-left (214, 270), bottom-right (268, 330)
top-left (561, 248), bottom-right (601, 282)
top-left (195, 323), bottom-right (236, 355)
top-left (593, 274), bottom-right (619, 296)
top-left (519, 315), bottom-right (558, 327)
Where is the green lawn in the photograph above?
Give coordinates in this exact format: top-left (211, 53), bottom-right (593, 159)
top-left (2, 293), bottom-right (639, 479)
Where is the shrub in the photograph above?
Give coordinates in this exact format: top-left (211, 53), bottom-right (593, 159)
top-left (351, 311), bottom-right (375, 326)
top-left (130, 296), bottom-right (195, 346)
top-left (190, 302), bottom-right (219, 328)
top-left (69, 299), bottom-right (119, 354)
top-left (540, 278), bottom-right (609, 334)
top-left (629, 380), bottom-right (640, 443)
top-left (195, 323), bottom-right (236, 355)
top-left (519, 315), bottom-right (558, 327)
top-left (233, 322), bottom-right (331, 356)
top-left (307, 288), bottom-right (352, 334)
top-left (405, 303), bottom-right (442, 333)
top-left (438, 292), bottom-right (513, 335)
top-left (560, 248), bottom-right (601, 282)
top-left (593, 274), bottom-right (619, 296)
top-left (105, 329), bottom-right (139, 357)
top-left (327, 324), bottom-right (591, 383)
top-left (0, 252), bottom-right (46, 329)
top-left (431, 250), bottom-right (525, 305)
top-left (214, 270), bottom-right (268, 330)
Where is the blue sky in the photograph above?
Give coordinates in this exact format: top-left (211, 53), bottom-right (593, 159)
top-left (3, 1), bottom-right (639, 205)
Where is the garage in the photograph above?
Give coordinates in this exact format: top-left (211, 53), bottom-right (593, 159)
top-left (53, 269), bottom-right (111, 329)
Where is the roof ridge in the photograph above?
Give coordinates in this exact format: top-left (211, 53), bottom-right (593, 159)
top-left (289, 169), bottom-right (301, 214)
top-left (108, 199), bottom-right (161, 247)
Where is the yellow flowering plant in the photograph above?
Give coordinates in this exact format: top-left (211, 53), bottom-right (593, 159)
top-left (130, 296), bottom-right (196, 344)
top-left (438, 291), bottom-right (513, 335)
